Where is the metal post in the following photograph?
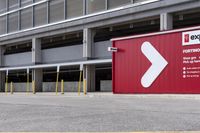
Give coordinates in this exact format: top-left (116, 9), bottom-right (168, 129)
top-left (56, 66), bottom-right (60, 95)
top-left (26, 69), bottom-right (30, 93)
top-left (61, 79), bottom-right (64, 94)
top-left (32, 80), bottom-right (35, 94)
top-left (47, 0), bottom-right (50, 24)
top-left (55, 72), bottom-right (59, 95)
top-left (83, 79), bottom-right (87, 95)
top-left (6, 0), bottom-right (8, 33)
top-left (32, 0), bottom-right (35, 27)
top-left (64, 0), bottom-right (67, 19)
top-left (105, 0), bottom-right (108, 10)
top-left (78, 64), bottom-right (84, 95)
top-left (83, 0), bottom-right (86, 15)
top-left (78, 70), bottom-right (82, 96)
top-left (10, 82), bottom-right (13, 94)
top-left (5, 75), bottom-right (8, 95)
top-left (5, 70), bottom-right (8, 95)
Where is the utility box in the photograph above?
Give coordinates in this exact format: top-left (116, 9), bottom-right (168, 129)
top-left (111, 27), bottom-right (200, 94)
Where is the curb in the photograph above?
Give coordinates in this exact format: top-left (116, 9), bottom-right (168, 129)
top-left (1, 92), bottom-right (200, 99)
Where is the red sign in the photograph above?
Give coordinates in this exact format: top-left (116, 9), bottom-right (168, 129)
top-left (112, 28), bottom-right (200, 94)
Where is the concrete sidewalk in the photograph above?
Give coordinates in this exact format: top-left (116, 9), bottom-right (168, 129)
top-left (1, 92), bottom-right (200, 100)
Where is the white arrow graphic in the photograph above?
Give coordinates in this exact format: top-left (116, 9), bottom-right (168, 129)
top-left (141, 41), bottom-right (168, 88)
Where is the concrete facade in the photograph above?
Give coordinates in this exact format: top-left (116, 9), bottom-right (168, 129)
top-left (0, 0), bottom-right (200, 93)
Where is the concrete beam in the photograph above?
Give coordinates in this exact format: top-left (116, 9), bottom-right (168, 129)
top-left (0, 59), bottom-right (112, 71)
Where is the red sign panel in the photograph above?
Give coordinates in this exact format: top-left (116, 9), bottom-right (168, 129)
top-left (112, 28), bottom-right (200, 94)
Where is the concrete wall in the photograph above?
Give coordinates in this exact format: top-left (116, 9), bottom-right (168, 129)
top-left (43, 82), bottom-right (83, 92)
top-left (7, 82), bottom-right (83, 92)
top-left (41, 41), bottom-right (112, 64)
top-left (6, 81), bottom-right (112, 92)
top-left (3, 41), bottom-right (111, 66)
top-left (7, 83), bottom-right (32, 92)
top-left (100, 80), bottom-right (112, 92)
top-left (4, 52), bottom-right (32, 66)
top-left (94, 41), bottom-right (112, 58)
top-left (42, 44), bottom-right (83, 63)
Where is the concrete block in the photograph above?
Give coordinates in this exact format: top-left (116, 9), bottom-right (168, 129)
top-left (43, 82), bottom-right (83, 92)
top-left (100, 80), bottom-right (112, 92)
top-left (7, 83), bottom-right (33, 92)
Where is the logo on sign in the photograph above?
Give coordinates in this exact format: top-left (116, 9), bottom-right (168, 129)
top-left (184, 34), bottom-right (189, 43)
top-left (182, 30), bottom-right (200, 46)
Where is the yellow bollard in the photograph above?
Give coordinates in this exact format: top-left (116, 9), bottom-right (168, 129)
top-left (55, 72), bottom-right (59, 95)
top-left (78, 70), bottom-right (82, 96)
top-left (61, 79), bottom-right (64, 94)
top-left (83, 79), bottom-right (87, 95)
top-left (5, 75), bottom-right (8, 95)
top-left (32, 80), bottom-right (35, 94)
top-left (26, 73), bottom-right (30, 93)
top-left (10, 82), bottom-right (13, 94)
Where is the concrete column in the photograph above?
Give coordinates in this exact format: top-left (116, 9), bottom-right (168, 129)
top-left (83, 28), bottom-right (96, 92)
top-left (160, 13), bottom-right (173, 31)
top-left (83, 28), bottom-right (95, 59)
top-left (83, 65), bottom-right (96, 92)
top-left (32, 38), bottom-right (42, 64)
top-left (32, 69), bottom-right (43, 92)
top-left (32, 38), bottom-right (43, 92)
top-left (0, 46), bottom-right (5, 92)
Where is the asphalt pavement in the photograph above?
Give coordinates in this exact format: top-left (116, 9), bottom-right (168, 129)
top-left (0, 93), bottom-right (200, 132)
